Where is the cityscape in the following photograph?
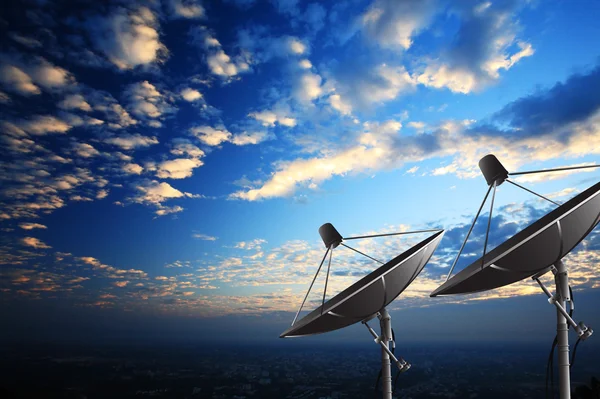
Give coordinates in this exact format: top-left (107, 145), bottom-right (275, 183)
top-left (1, 341), bottom-right (599, 398)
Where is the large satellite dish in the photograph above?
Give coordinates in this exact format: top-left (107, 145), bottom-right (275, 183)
top-left (281, 223), bottom-right (444, 398)
top-left (431, 154), bottom-right (598, 399)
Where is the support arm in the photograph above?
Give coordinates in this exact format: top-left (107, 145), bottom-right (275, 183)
top-left (363, 320), bottom-right (410, 373)
top-left (533, 275), bottom-right (593, 340)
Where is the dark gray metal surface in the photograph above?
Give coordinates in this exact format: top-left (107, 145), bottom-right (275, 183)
top-left (431, 181), bottom-right (600, 297)
top-left (280, 230), bottom-right (444, 338)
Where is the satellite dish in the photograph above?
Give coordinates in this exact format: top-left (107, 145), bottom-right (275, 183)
top-left (431, 154), bottom-right (599, 399)
top-left (281, 223), bottom-right (444, 398)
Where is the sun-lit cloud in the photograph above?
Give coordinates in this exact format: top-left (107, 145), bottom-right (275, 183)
top-left (19, 223), bottom-right (47, 230)
top-left (104, 133), bottom-right (159, 150)
top-left (86, 6), bottom-right (166, 70)
top-left (180, 87), bottom-right (203, 102)
top-left (22, 237), bottom-right (52, 249)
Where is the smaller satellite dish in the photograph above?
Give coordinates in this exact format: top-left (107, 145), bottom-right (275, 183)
top-left (281, 223), bottom-right (444, 398)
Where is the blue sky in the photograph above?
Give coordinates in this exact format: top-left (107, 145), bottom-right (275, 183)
top-left (1, 0), bottom-right (600, 343)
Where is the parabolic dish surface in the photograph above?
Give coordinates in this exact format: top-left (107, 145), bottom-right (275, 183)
top-left (431, 181), bottom-right (600, 297)
top-left (281, 230), bottom-right (444, 338)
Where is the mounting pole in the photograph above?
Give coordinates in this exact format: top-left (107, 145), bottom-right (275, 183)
top-left (533, 260), bottom-right (593, 398)
top-left (555, 260), bottom-right (571, 399)
top-left (363, 311), bottom-right (410, 399)
top-left (379, 309), bottom-right (393, 399)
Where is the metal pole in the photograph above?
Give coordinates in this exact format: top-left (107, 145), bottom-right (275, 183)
top-left (321, 247), bottom-right (333, 315)
top-left (446, 184), bottom-right (493, 281)
top-left (508, 164), bottom-right (600, 176)
top-left (292, 248), bottom-right (329, 326)
top-left (481, 181), bottom-right (497, 270)
top-left (379, 309), bottom-right (393, 399)
top-left (555, 260), bottom-right (571, 399)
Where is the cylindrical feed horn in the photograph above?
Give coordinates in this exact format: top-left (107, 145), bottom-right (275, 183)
top-left (319, 223), bottom-right (343, 249)
top-left (479, 154), bottom-right (509, 186)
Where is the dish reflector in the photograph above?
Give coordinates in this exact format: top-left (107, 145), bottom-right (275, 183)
top-left (431, 181), bottom-right (600, 297)
top-left (281, 230), bottom-right (444, 337)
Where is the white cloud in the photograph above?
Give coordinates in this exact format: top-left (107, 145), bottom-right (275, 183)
top-left (168, 0), bottom-right (205, 19)
top-left (415, 4), bottom-right (534, 93)
top-left (18, 115), bottom-right (72, 135)
top-left (231, 121), bottom-right (404, 200)
top-left (104, 133), bottom-right (159, 150)
top-left (155, 205), bottom-right (184, 216)
top-left (0, 64), bottom-right (40, 95)
top-left (73, 142), bottom-right (100, 158)
top-left (299, 59), bottom-right (312, 69)
top-left (96, 189), bottom-right (109, 199)
top-left (59, 94), bottom-right (92, 112)
top-left (231, 131), bottom-right (271, 146)
top-left (361, 0), bottom-right (437, 49)
top-left (294, 71), bottom-right (323, 103)
top-left (19, 222), bottom-right (47, 230)
top-left (132, 180), bottom-right (199, 214)
top-left (22, 236), bottom-right (51, 249)
top-left (190, 125), bottom-right (232, 146)
top-left (123, 81), bottom-right (173, 124)
top-left (331, 64), bottom-right (416, 109)
top-left (0, 55), bottom-right (74, 95)
top-left (191, 27), bottom-right (251, 79)
top-left (180, 87), bottom-right (202, 102)
top-left (87, 6), bottom-right (166, 70)
top-left (328, 94), bottom-right (352, 115)
top-left (156, 158), bottom-right (204, 179)
top-left (249, 109), bottom-right (296, 127)
top-left (170, 140), bottom-right (205, 158)
top-left (192, 233), bottom-right (218, 241)
top-left (122, 163), bottom-right (144, 175)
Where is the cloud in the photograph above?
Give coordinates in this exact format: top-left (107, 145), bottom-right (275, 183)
top-left (0, 64), bottom-right (40, 95)
top-left (73, 142), bottom-right (100, 158)
top-left (329, 63), bottom-right (416, 109)
top-left (360, 0), bottom-right (437, 49)
top-left (131, 180), bottom-right (200, 215)
top-left (230, 131), bottom-right (272, 146)
top-left (493, 64), bottom-right (600, 135)
top-left (156, 158), bottom-right (204, 179)
top-left (19, 223), bottom-right (47, 230)
top-left (416, 2), bottom-right (534, 93)
top-left (122, 163), bottom-right (144, 175)
top-left (123, 81), bottom-right (174, 126)
top-left (180, 87), bottom-right (202, 102)
top-left (170, 140), bottom-right (205, 158)
top-left (190, 125), bottom-right (232, 146)
top-left (59, 94), bottom-right (92, 112)
top-left (167, 0), bottom-right (205, 19)
top-left (87, 6), bottom-right (166, 70)
top-left (249, 109), bottom-right (296, 127)
top-left (96, 189), bottom-right (109, 199)
top-left (328, 94), bottom-right (352, 115)
top-left (104, 133), bottom-right (159, 150)
top-left (22, 237), bottom-right (51, 249)
top-left (191, 27), bottom-right (251, 79)
top-left (192, 233), bottom-right (218, 241)
top-left (17, 115), bottom-right (72, 135)
top-left (294, 71), bottom-right (323, 103)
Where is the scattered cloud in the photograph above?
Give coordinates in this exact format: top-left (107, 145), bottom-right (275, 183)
top-left (192, 233), bottom-right (218, 241)
top-left (104, 133), bottom-right (159, 150)
top-left (87, 6), bottom-right (166, 70)
top-left (19, 223), bottom-right (47, 230)
top-left (22, 237), bottom-right (51, 249)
